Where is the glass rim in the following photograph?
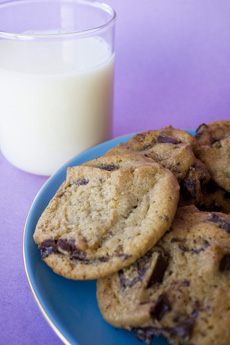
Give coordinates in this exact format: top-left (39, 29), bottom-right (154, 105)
top-left (0, 0), bottom-right (116, 41)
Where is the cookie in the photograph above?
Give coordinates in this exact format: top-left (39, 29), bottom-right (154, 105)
top-left (200, 180), bottom-right (230, 214)
top-left (85, 154), bottom-right (209, 208)
top-left (106, 126), bottom-right (197, 181)
top-left (97, 206), bottom-right (230, 345)
top-left (195, 120), bottom-right (230, 146)
top-left (33, 154), bottom-right (179, 280)
top-left (195, 120), bottom-right (230, 192)
top-left (107, 127), bottom-right (208, 205)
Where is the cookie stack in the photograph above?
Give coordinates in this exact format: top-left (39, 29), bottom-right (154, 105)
top-left (33, 120), bottom-right (230, 345)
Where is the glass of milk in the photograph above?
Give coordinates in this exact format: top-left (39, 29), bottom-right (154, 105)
top-left (0, 0), bottom-right (116, 175)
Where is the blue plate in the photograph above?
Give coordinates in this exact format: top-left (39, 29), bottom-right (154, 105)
top-left (23, 131), bottom-right (195, 345)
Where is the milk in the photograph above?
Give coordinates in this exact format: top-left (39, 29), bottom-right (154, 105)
top-left (0, 37), bottom-right (114, 175)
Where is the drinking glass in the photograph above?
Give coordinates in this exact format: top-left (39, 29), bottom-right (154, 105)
top-left (0, 0), bottom-right (116, 175)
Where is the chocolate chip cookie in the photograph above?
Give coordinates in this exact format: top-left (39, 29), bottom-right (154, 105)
top-left (33, 154), bottom-right (179, 280)
top-left (97, 206), bottom-right (230, 345)
top-left (107, 126), bottom-right (197, 181)
top-left (195, 120), bottom-right (230, 192)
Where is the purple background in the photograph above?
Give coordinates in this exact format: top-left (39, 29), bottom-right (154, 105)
top-left (1, 0), bottom-right (230, 344)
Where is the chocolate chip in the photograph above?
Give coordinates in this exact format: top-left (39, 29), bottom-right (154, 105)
top-left (71, 249), bottom-right (87, 260)
top-left (58, 239), bottom-right (76, 252)
top-left (133, 327), bottom-right (155, 345)
top-left (133, 318), bottom-right (195, 344)
top-left (150, 293), bottom-right (171, 321)
top-left (97, 165), bottom-right (118, 171)
top-left (118, 270), bottom-right (126, 290)
top-left (57, 191), bottom-right (65, 198)
top-left (181, 280), bottom-right (190, 287)
top-left (156, 132), bottom-right (182, 144)
top-left (180, 179), bottom-right (197, 199)
top-left (171, 238), bottom-right (180, 243)
top-left (179, 244), bottom-right (187, 251)
top-left (39, 238), bottom-right (112, 264)
top-left (147, 253), bottom-right (168, 288)
top-left (208, 214), bottom-right (230, 233)
top-left (118, 251), bottom-right (154, 291)
top-left (169, 318), bottom-right (195, 340)
top-left (98, 256), bottom-right (110, 262)
top-left (195, 123), bottom-right (208, 140)
top-left (39, 239), bottom-right (58, 258)
top-left (219, 254), bottom-right (230, 272)
top-left (70, 178), bottom-right (89, 186)
top-left (192, 241), bottom-right (209, 254)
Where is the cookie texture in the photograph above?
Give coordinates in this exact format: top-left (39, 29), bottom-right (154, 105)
top-left (195, 120), bottom-right (230, 192)
top-left (97, 206), bottom-right (230, 345)
top-left (33, 154), bottom-right (179, 280)
top-left (107, 126), bottom-right (197, 181)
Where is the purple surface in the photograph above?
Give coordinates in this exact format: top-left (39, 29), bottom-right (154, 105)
top-left (1, 0), bottom-right (230, 344)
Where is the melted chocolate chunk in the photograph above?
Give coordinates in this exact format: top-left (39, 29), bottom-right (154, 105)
top-left (39, 238), bottom-right (113, 264)
top-left (177, 241), bottom-right (209, 254)
top-left (180, 179), bottom-right (197, 199)
top-left (70, 178), bottom-right (89, 186)
top-left (118, 270), bottom-right (126, 290)
top-left (150, 293), bottom-right (171, 321)
top-left (58, 239), bottom-right (76, 252)
top-left (98, 256), bottom-right (110, 262)
top-left (219, 254), bottom-right (230, 272)
top-left (118, 251), bottom-right (154, 291)
top-left (208, 214), bottom-right (230, 233)
top-left (147, 253), bottom-right (168, 288)
top-left (133, 317), bottom-right (195, 344)
top-left (40, 239), bottom-right (59, 258)
top-left (71, 249), bottom-right (87, 260)
top-left (169, 318), bottom-right (195, 340)
top-left (156, 133), bottom-right (182, 145)
top-left (195, 123), bottom-right (208, 140)
top-left (97, 165), bottom-right (119, 171)
top-left (133, 327), bottom-right (155, 345)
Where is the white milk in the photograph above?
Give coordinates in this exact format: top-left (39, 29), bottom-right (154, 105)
top-left (0, 36), bottom-right (114, 175)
